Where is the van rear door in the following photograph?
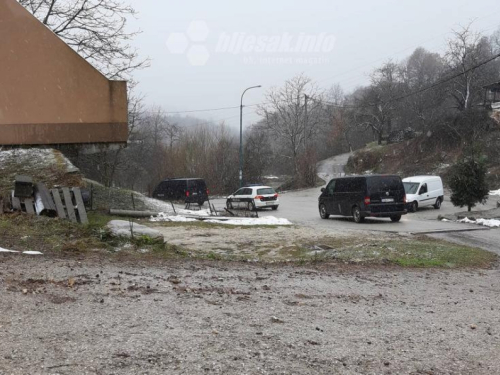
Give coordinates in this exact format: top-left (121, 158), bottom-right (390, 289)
top-left (187, 179), bottom-right (208, 203)
top-left (153, 181), bottom-right (168, 199)
top-left (367, 176), bottom-right (406, 214)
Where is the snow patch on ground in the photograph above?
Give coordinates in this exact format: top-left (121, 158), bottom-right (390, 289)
top-left (205, 216), bottom-right (293, 226)
top-left (0, 248), bottom-right (18, 253)
top-left (0, 247), bottom-right (43, 255)
top-left (490, 189), bottom-right (500, 196)
top-left (140, 197), bottom-right (212, 217)
top-left (151, 213), bottom-right (197, 223)
top-left (458, 217), bottom-right (500, 228)
top-left (151, 213), bottom-right (292, 226)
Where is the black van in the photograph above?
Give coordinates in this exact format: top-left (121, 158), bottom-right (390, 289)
top-left (318, 175), bottom-right (407, 223)
top-left (152, 178), bottom-right (208, 206)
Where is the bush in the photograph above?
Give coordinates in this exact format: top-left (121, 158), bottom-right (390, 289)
top-left (448, 155), bottom-right (489, 212)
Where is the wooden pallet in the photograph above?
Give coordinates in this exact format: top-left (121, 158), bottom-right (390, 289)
top-left (10, 187), bottom-right (88, 224)
top-left (51, 187), bottom-right (88, 224)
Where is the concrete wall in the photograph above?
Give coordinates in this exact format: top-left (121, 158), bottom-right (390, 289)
top-left (0, 0), bottom-right (128, 145)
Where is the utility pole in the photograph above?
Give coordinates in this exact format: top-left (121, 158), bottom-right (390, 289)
top-left (304, 94), bottom-right (309, 150)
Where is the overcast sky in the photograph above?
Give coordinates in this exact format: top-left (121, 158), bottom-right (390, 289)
top-left (128, 0), bottom-right (500, 130)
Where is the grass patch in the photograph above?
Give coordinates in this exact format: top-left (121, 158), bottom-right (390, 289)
top-left (0, 211), bottom-right (187, 259)
top-left (0, 211), bottom-right (495, 269)
top-left (365, 141), bottom-right (388, 149)
top-left (85, 181), bottom-right (151, 212)
top-left (388, 238), bottom-right (496, 268)
top-left (345, 143), bottom-right (388, 174)
top-left (0, 213), bottom-right (106, 253)
top-left (284, 236), bottom-right (497, 268)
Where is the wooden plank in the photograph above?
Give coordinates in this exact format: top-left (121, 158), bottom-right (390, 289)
top-left (24, 198), bottom-right (35, 215)
top-left (72, 187), bottom-right (88, 224)
top-left (62, 187), bottom-right (77, 222)
top-left (51, 189), bottom-right (67, 219)
top-left (0, 196), bottom-right (9, 214)
top-left (34, 183), bottom-right (57, 217)
top-left (11, 192), bottom-right (22, 211)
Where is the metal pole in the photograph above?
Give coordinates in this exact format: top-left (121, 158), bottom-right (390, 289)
top-left (239, 100), bottom-right (243, 188)
top-left (239, 85), bottom-right (262, 188)
top-left (304, 94), bottom-right (308, 150)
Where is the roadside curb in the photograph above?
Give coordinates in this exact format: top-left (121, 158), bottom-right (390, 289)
top-left (409, 227), bottom-right (491, 235)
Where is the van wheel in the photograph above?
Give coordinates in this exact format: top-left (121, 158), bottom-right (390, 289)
top-left (433, 198), bottom-right (441, 209)
top-left (272, 205), bottom-right (278, 211)
top-left (352, 206), bottom-right (364, 223)
top-left (390, 215), bottom-right (402, 222)
top-left (248, 201), bottom-right (256, 211)
top-left (319, 204), bottom-right (329, 219)
top-left (226, 200), bottom-right (233, 210)
top-left (411, 201), bottom-right (418, 213)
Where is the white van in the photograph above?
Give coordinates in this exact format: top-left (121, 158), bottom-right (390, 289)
top-left (402, 176), bottom-right (444, 212)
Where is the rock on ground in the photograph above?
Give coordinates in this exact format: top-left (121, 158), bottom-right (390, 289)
top-left (107, 220), bottom-right (164, 240)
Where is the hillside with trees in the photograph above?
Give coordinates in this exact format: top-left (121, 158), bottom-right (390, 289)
top-left (19, 0), bottom-right (500, 195)
top-left (344, 25), bottom-right (500, 187)
top-left (80, 23), bottom-right (500, 194)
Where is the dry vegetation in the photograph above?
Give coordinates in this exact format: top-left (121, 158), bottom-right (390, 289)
top-left (2, 211), bottom-right (494, 269)
top-left (346, 129), bottom-right (500, 187)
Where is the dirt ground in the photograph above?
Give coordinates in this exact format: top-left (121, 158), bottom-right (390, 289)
top-left (1, 254), bottom-right (499, 375)
top-left (151, 224), bottom-right (364, 261)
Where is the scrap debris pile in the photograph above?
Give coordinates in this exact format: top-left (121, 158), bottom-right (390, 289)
top-left (0, 175), bottom-right (88, 224)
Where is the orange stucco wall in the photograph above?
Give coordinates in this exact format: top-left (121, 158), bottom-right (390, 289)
top-left (0, 0), bottom-right (128, 145)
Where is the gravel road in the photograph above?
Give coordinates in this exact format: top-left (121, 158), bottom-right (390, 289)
top-left (1, 255), bottom-right (499, 375)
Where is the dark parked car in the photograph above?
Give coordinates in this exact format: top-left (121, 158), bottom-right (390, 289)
top-left (318, 175), bottom-right (407, 223)
top-left (152, 178), bottom-right (208, 206)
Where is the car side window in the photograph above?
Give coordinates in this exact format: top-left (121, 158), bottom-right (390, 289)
top-left (335, 180), bottom-right (347, 193)
top-left (234, 189), bottom-right (244, 196)
top-left (244, 188), bottom-right (253, 195)
top-left (326, 180), bottom-right (335, 195)
top-left (419, 184), bottom-right (428, 195)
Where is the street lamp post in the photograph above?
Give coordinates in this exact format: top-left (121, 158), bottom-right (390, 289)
top-left (239, 85), bottom-right (261, 188)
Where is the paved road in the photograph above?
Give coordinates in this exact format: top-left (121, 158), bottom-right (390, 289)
top-left (211, 190), bottom-right (499, 252)
top-left (214, 188), bottom-right (494, 231)
top-left (316, 152), bottom-right (351, 182)
top-left (212, 153), bottom-right (500, 253)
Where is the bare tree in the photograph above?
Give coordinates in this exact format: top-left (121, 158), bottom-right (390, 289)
top-left (323, 84), bottom-right (353, 153)
top-left (164, 122), bottom-right (183, 150)
top-left (491, 27), bottom-right (500, 54)
top-left (398, 48), bottom-right (447, 132)
top-left (445, 24), bottom-right (492, 111)
top-left (18, 0), bottom-right (148, 79)
top-left (243, 125), bottom-right (273, 183)
top-left (258, 74), bottom-right (323, 179)
top-left (352, 62), bottom-right (402, 145)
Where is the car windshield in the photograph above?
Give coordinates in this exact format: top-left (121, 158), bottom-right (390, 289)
top-left (257, 188), bottom-right (275, 195)
top-left (403, 182), bottom-right (420, 194)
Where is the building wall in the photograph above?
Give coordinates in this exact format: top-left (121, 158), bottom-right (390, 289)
top-left (0, 0), bottom-right (128, 145)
